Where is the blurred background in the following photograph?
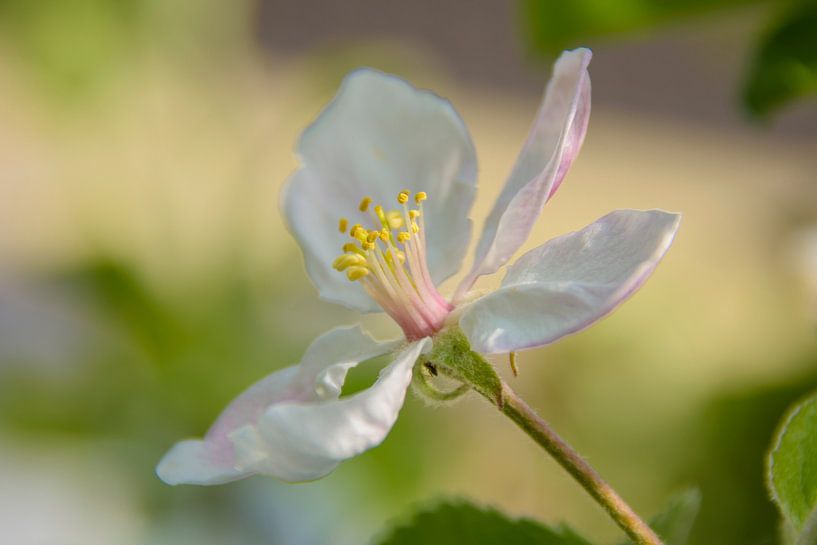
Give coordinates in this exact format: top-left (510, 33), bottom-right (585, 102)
top-left (1, 1), bottom-right (816, 544)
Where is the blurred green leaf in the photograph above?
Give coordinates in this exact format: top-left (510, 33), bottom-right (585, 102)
top-left (744, 0), bottom-right (817, 116)
top-left (0, 0), bottom-right (146, 98)
top-left (619, 489), bottom-right (701, 545)
top-left (768, 389), bottom-right (817, 544)
top-left (375, 500), bottom-right (593, 545)
top-left (521, 0), bottom-right (763, 55)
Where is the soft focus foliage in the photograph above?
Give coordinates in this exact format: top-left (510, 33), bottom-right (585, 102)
top-left (744, 0), bottom-right (817, 116)
top-left (522, 0), bottom-right (817, 115)
top-left (768, 389), bottom-right (817, 543)
top-left (376, 500), bottom-right (593, 545)
top-left (0, 1), bottom-right (815, 544)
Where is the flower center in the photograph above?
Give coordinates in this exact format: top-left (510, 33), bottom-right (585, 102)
top-left (333, 190), bottom-right (452, 340)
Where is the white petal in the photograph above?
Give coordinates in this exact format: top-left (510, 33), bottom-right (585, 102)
top-left (246, 338), bottom-right (431, 482)
top-left (456, 49), bottom-right (592, 299)
top-left (156, 325), bottom-right (400, 485)
top-left (283, 69), bottom-right (478, 312)
top-left (460, 210), bottom-right (680, 354)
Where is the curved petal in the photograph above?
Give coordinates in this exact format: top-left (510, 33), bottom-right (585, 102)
top-left (456, 48), bottom-right (592, 299)
top-left (283, 69), bottom-right (478, 312)
top-left (460, 210), bottom-right (680, 354)
top-left (156, 325), bottom-right (401, 485)
top-left (245, 337), bottom-right (431, 481)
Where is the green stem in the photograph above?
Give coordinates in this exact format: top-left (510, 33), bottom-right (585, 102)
top-left (429, 327), bottom-right (662, 544)
top-left (498, 380), bottom-right (664, 545)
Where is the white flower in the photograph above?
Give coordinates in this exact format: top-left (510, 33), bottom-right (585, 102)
top-left (157, 48), bottom-right (680, 485)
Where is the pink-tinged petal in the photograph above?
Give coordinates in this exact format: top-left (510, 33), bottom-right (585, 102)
top-left (245, 338), bottom-right (430, 481)
top-left (456, 48), bottom-right (592, 299)
top-left (459, 210), bottom-right (680, 354)
top-left (283, 69), bottom-right (477, 313)
top-left (156, 325), bottom-right (400, 485)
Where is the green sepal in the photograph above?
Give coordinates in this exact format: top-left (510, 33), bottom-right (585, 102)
top-left (427, 326), bottom-right (503, 407)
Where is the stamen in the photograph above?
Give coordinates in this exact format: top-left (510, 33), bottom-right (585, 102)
top-left (333, 254), bottom-right (367, 271)
top-left (352, 226), bottom-right (368, 242)
top-left (346, 266), bottom-right (369, 281)
top-left (374, 205), bottom-right (386, 223)
top-left (343, 242), bottom-right (364, 255)
top-left (333, 189), bottom-right (451, 340)
top-left (386, 211), bottom-right (404, 229)
top-left (509, 351), bottom-right (519, 377)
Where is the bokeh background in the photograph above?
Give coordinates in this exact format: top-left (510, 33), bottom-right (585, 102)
top-left (1, 1), bottom-right (816, 544)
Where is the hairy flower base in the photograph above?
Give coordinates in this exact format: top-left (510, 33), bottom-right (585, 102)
top-left (332, 190), bottom-right (452, 340)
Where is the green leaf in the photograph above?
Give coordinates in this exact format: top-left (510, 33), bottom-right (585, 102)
top-left (768, 389), bottom-right (817, 544)
top-left (521, 0), bottom-right (763, 55)
top-left (375, 499), bottom-right (594, 545)
top-left (619, 489), bottom-right (701, 545)
top-left (744, 0), bottom-right (817, 116)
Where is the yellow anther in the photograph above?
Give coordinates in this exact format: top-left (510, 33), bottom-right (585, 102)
top-left (346, 266), bottom-right (369, 281)
top-left (374, 205), bottom-right (386, 223)
top-left (414, 191), bottom-right (427, 203)
top-left (352, 226), bottom-right (369, 242)
top-left (408, 210), bottom-right (420, 220)
top-left (386, 210), bottom-right (404, 230)
top-left (397, 190), bottom-right (410, 204)
top-left (380, 228), bottom-right (390, 241)
top-left (411, 222), bottom-right (420, 234)
top-left (362, 241), bottom-right (376, 251)
top-left (338, 218), bottom-right (348, 233)
top-left (358, 197), bottom-right (372, 212)
top-left (333, 254), bottom-right (367, 271)
top-left (342, 242), bottom-right (360, 254)
top-left (397, 232), bottom-right (411, 243)
top-left (367, 231), bottom-right (379, 244)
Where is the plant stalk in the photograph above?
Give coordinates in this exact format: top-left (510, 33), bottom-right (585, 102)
top-left (498, 380), bottom-right (664, 545)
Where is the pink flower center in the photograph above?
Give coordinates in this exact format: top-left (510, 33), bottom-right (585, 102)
top-left (333, 190), bottom-right (452, 340)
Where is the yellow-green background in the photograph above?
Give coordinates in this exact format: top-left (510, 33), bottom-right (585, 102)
top-left (0, 2), bottom-right (815, 544)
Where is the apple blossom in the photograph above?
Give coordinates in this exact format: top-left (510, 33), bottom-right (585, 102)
top-left (157, 48), bottom-right (680, 487)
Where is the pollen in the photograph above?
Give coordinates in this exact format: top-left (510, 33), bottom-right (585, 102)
top-left (346, 266), bottom-right (369, 281)
top-left (331, 189), bottom-right (452, 340)
top-left (343, 242), bottom-right (364, 255)
top-left (386, 210), bottom-right (404, 229)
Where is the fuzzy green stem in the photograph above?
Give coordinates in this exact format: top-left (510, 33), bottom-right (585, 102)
top-left (429, 327), bottom-right (662, 544)
top-left (498, 380), bottom-right (664, 545)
